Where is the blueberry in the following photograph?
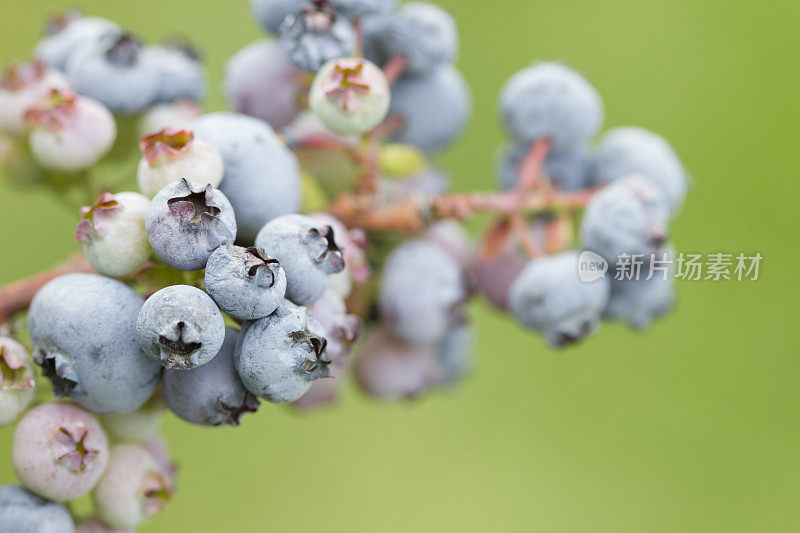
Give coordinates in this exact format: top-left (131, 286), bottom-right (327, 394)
top-left (497, 142), bottom-right (594, 192)
top-left (307, 289), bottom-right (363, 363)
top-left (76, 191), bottom-right (151, 278)
top-left (12, 402), bottom-right (109, 502)
top-left (99, 394), bottom-right (163, 443)
top-left (250, 0), bottom-right (306, 34)
top-left (309, 57), bottom-right (390, 135)
top-left (579, 174), bottom-right (670, 264)
top-left (328, 0), bottom-right (398, 19)
top-left (0, 60), bottom-right (71, 138)
top-left (145, 178), bottom-right (237, 271)
top-left (67, 32), bottom-right (160, 115)
top-left (28, 273), bottom-right (162, 414)
top-left (136, 128), bottom-right (224, 198)
top-left (379, 239), bottom-right (467, 345)
top-left (136, 284), bottom-right (226, 371)
top-left (0, 484), bottom-right (74, 533)
top-left (593, 126), bottom-right (688, 216)
top-left (138, 100), bottom-right (201, 138)
top-left (143, 39), bottom-right (206, 104)
top-left (354, 329), bottom-right (439, 399)
top-left (205, 244), bottom-right (287, 320)
top-left (291, 360), bottom-right (347, 410)
top-left (366, 2), bottom-right (458, 75)
top-left (499, 62), bottom-right (603, 153)
top-left (435, 324), bottom-right (474, 386)
top-left (163, 327), bottom-right (259, 426)
top-left (34, 12), bottom-right (119, 71)
top-left (192, 112), bottom-right (302, 241)
top-left (235, 300), bottom-right (331, 403)
top-left (224, 40), bottom-right (303, 129)
top-left (509, 251), bottom-right (610, 347)
top-left (389, 64), bottom-right (472, 153)
top-left (605, 248), bottom-right (676, 329)
top-left (255, 214), bottom-right (345, 305)
top-left (279, 2), bottom-right (357, 72)
top-left (474, 242), bottom-right (528, 310)
top-left (27, 90), bottom-right (117, 173)
top-left (93, 443), bottom-right (173, 530)
top-left (0, 337), bottom-right (35, 427)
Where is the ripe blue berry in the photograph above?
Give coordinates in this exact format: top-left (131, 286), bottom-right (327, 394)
top-left (0, 484), bottom-right (74, 533)
top-left (379, 239), bottom-right (466, 345)
top-left (499, 62), bottom-right (603, 153)
top-left (435, 324), bottom-right (474, 386)
top-left (136, 284), bottom-right (226, 371)
top-left (143, 39), bottom-right (206, 104)
top-left (605, 248), bottom-right (676, 329)
top-left (224, 40), bottom-right (303, 129)
top-left (34, 12), bottom-right (119, 71)
top-left (593, 126), bottom-right (688, 216)
top-left (389, 64), bottom-right (471, 153)
top-left (579, 174), bottom-right (670, 264)
top-left (509, 251), bottom-right (610, 347)
top-left (367, 2), bottom-right (458, 75)
top-left (204, 244), bottom-right (288, 320)
top-left (163, 328), bottom-right (259, 426)
top-left (28, 273), bottom-right (161, 414)
top-left (235, 301), bottom-right (331, 403)
top-left (279, 2), bottom-right (356, 72)
top-left (255, 214), bottom-right (345, 305)
top-left (250, 0), bottom-right (306, 34)
top-left (67, 32), bottom-right (160, 115)
top-left (192, 112), bottom-right (302, 241)
top-left (328, 0), bottom-right (398, 19)
top-left (145, 178), bottom-right (237, 271)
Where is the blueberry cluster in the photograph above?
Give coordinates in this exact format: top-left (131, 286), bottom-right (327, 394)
top-left (0, 2), bottom-right (691, 530)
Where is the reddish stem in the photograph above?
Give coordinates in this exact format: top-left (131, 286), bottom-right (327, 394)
top-left (382, 55), bottom-right (408, 85)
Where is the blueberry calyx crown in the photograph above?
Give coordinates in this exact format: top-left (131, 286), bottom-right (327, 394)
top-left (166, 179), bottom-right (221, 228)
top-left (290, 329), bottom-right (331, 378)
top-left (305, 225), bottom-right (345, 274)
top-left (105, 32), bottom-right (143, 67)
top-left (324, 60), bottom-right (371, 114)
top-left (75, 192), bottom-right (120, 244)
top-left (219, 392), bottom-right (260, 426)
top-left (0, 59), bottom-right (47, 91)
top-left (139, 128), bottom-right (194, 166)
top-left (243, 247), bottom-right (280, 287)
top-left (157, 320), bottom-right (202, 370)
top-left (35, 348), bottom-right (79, 396)
top-left (23, 88), bottom-right (77, 130)
top-left (0, 345), bottom-right (35, 390)
top-left (52, 423), bottom-right (99, 473)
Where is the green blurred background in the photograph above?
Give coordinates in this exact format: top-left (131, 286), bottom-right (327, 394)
top-left (1, 0), bottom-right (799, 531)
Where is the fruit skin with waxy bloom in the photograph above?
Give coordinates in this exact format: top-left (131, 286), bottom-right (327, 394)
top-left (34, 11), bottom-right (119, 71)
top-left (136, 128), bottom-right (224, 198)
top-left (235, 300), bottom-right (331, 403)
top-left (92, 443), bottom-right (173, 530)
top-left (143, 38), bottom-right (206, 104)
top-left (0, 337), bottom-right (36, 427)
top-left (204, 244), bottom-right (288, 320)
top-left (27, 273), bottom-right (162, 415)
top-left (279, 0), bottom-right (357, 73)
top-left (136, 284), bottom-right (226, 371)
top-left (309, 57), bottom-right (390, 135)
top-left (25, 88), bottom-right (116, 173)
top-left (76, 191), bottom-right (151, 277)
top-left (145, 178), bottom-right (237, 271)
top-left (163, 327), bottom-right (260, 426)
top-left (0, 59), bottom-right (71, 138)
top-left (12, 402), bottom-right (110, 502)
top-left (0, 484), bottom-right (75, 533)
top-left (255, 214), bottom-right (346, 305)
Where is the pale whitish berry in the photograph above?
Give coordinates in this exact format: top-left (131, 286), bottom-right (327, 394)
top-left (235, 301), bottom-right (331, 403)
top-left (224, 40), bottom-right (303, 129)
top-left (76, 191), bottom-right (151, 277)
top-left (93, 443), bottom-right (173, 530)
top-left (580, 174), bottom-right (670, 264)
top-left (509, 251), bottom-right (610, 347)
top-left (136, 284), bottom-right (226, 371)
top-left (0, 60), bottom-right (71, 138)
top-left (593, 126), bottom-right (688, 216)
top-left (99, 395), bottom-right (163, 443)
top-left (0, 337), bottom-right (35, 427)
top-left (309, 57), bottom-right (390, 135)
top-left (145, 178), bottom-right (237, 271)
top-left (12, 402), bottom-right (109, 501)
top-left (26, 89), bottom-right (116, 172)
top-left (136, 128), bottom-right (224, 198)
top-left (499, 62), bottom-right (603, 153)
top-left (138, 100), bottom-right (201, 138)
top-left (28, 273), bottom-right (162, 414)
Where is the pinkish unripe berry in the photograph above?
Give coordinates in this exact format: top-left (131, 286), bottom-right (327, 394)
top-left (136, 128), bottom-right (224, 198)
top-left (76, 191), bottom-right (151, 277)
top-left (0, 337), bottom-right (36, 427)
top-left (309, 57), bottom-right (390, 135)
top-left (0, 59), bottom-right (71, 137)
top-left (26, 89), bottom-right (115, 172)
top-left (12, 402), bottom-right (110, 502)
top-left (93, 443), bottom-right (173, 530)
